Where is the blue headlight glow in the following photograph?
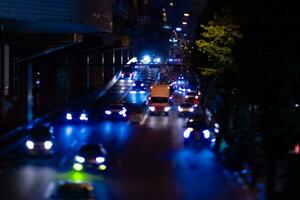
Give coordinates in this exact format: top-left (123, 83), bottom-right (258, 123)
top-left (79, 113), bottom-right (88, 121)
top-left (96, 157), bottom-right (105, 163)
top-left (183, 128), bottom-right (193, 138)
top-left (119, 109), bottom-right (127, 115)
top-left (75, 156), bottom-right (85, 163)
top-left (203, 130), bottom-right (210, 139)
top-left (66, 113), bottom-right (72, 120)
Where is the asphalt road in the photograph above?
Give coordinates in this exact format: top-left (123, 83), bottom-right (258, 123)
top-left (0, 66), bottom-right (253, 200)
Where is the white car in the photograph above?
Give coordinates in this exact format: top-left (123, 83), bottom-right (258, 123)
top-left (185, 91), bottom-right (199, 99)
top-left (178, 102), bottom-right (195, 116)
top-left (105, 104), bottom-right (127, 118)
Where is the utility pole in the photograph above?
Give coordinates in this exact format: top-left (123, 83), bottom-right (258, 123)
top-left (0, 23), bottom-right (6, 127)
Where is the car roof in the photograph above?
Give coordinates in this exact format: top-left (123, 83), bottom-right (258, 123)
top-left (56, 182), bottom-right (93, 199)
top-left (79, 144), bottom-right (106, 156)
top-left (109, 104), bottom-right (124, 108)
top-left (29, 126), bottom-right (52, 139)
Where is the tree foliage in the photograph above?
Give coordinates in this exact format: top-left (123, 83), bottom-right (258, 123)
top-left (196, 13), bottom-right (242, 74)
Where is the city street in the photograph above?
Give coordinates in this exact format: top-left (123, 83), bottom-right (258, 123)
top-left (0, 66), bottom-right (252, 200)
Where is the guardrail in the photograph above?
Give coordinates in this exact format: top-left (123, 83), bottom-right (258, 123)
top-left (0, 69), bottom-right (122, 156)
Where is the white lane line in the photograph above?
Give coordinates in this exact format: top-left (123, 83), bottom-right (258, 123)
top-left (44, 182), bottom-right (55, 199)
top-left (140, 111), bottom-right (149, 125)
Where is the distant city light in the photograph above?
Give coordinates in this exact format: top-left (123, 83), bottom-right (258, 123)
top-left (184, 13), bottom-right (190, 17)
top-left (182, 21), bottom-right (187, 25)
top-left (154, 57), bottom-right (161, 63)
top-left (175, 27), bottom-right (182, 32)
top-left (169, 2), bottom-right (174, 7)
top-left (141, 55), bottom-right (151, 64)
top-left (295, 104), bottom-right (299, 108)
top-left (163, 12), bottom-right (167, 16)
top-left (126, 57), bottom-right (138, 64)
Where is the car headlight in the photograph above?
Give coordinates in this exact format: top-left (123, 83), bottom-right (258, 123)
top-left (185, 95), bottom-right (188, 99)
top-left (133, 83), bottom-right (136, 86)
top-left (149, 106), bottom-right (155, 112)
top-left (139, 91), bottom-right (146, 94)
top-left (195, 96), bottom-right (199, 99)
top-left (203, 129), bottom-right (210, 139)
top-left (75, 156), bottom-right (85, 163)
top-left (79, 113), bottom-right (88, 121)
top-left (99, 164), bottom-right (107, 171)
top-left (105, 110), bottom-right (112, 115)
top-left (164, 107), bottom-right (171, 112)
top-left (214, 123), bottom-right (220, 129)
top-left (73, 163), bottom-right (83, 171)
top-left (66, 113), bottom-right (72, 120)
top-left (130, 90), bottom-right (137, 94)
top-left (119, 109), bottom-right (127, 115)
top-left (141, 83), bottom-right (144, 87)
top-left (188, 108), bottom-right (194, 112)
top-left (178, 106), bottom-right (183, 112)
top-left (26, 140), bottom-right (34, 149)
top-left (96, 157), bottom-right (105, 163)
top-left (183, 128), bottom-right (193, 138)
top-left (44, 141), bottom-right (53, 150)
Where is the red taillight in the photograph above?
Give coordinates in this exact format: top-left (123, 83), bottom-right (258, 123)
top-left (294, 144), bottom-right (300, 154)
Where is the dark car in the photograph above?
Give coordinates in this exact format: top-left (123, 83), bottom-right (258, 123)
top-left (130, 80), bottom-right (146, 94)
top-left (25, 125), bottom-right (54, 154)
top-left (73, 144), bottom-right (108, 172)
top-left (183, 116), bottom-right (216, 145)
top-left (121, 67), bottom-right (134, 79)
top-left (51, 182), bottom-right (95, 200)
top-left (65, 108), bottom-right (88, 122)
top-left (105, 103), bottom-right (127, 118)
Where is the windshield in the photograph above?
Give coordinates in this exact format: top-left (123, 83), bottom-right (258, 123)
top-left (181, 103), bottom-right (193, 107)
top-left (109, 104), bottom-right (124, 109)
top-left (79, 145), bottom-right (102, 156)
top-left (151, 97), bottom-right (168, 103)
top-left (187, 92), bottom-right (197, 96)
top-left (122, 67), bottom-right (133, 72)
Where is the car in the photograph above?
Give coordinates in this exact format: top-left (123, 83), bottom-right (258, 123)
top-left (25, 125), bottom-right (54, 154)
top-left (130, 80), bottom-right (146, 94)
top-left (65, 109), bottom-right (88, 122)
top-left (73, 144), bottom-right (108, 172)
top-left (121, 67), bottom-right (134, 79)
top-left (185, 91), bottom-right (199, 99)
top-left (177, 102), bottom-right (195, 116)
top-left (105, 104), bottom-right (127, 118)
top-left (50, 181), bottom-right (95, 199)
top-left (177, 74), bottom-right (185, 80)
top-left (185, 95), bottom-right (200, 107)
top-left (183, 116), bottom-right (216, 145)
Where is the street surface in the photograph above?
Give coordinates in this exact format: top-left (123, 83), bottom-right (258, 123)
top-left (0, 66), bottom-right (253, 200)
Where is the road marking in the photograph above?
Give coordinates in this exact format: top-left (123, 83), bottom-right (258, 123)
top-left (44, 182), bottom-right (55, 199)
top-left (140, 112), bottom-right (149, 125)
